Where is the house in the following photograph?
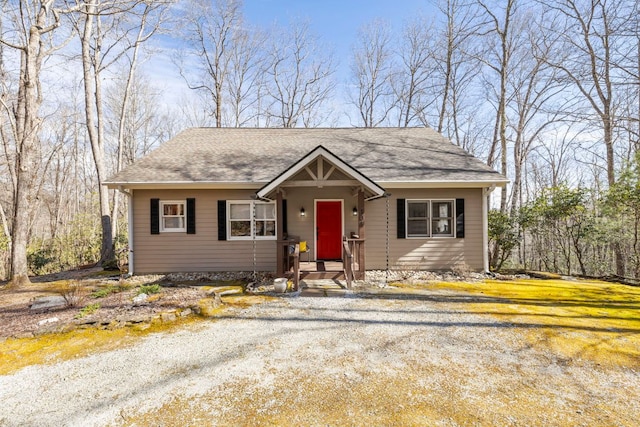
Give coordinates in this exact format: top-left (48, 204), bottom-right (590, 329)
top-left (105, 128), bottom-right (507, 280)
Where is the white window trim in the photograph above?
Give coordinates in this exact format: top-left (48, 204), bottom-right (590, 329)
top-left (160, 200), bottom-right (186, 233)
top-left (227, 200), bottom-right (277, 241)
top-left (406, 199), bottom-right (456, 239)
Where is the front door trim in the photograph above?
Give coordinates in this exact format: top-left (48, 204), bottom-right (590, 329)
top-left (314, 199), bottom-right (344, 260)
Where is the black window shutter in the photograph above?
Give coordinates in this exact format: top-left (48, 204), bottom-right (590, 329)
top-left (397, 198), bottom-right (406, 239)
top-left (186, 198), bottom-right (196, 234)
top-left (150, 198), bottom-right (160, 235)
top-left (282, 199), bottom-right (288, 235)
top-left (456, 198), bottom-right (465, 238)
top-left (217, 200), bottom-right (227, 241)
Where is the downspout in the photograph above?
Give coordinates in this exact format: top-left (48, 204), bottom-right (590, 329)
top-left (118, 186), bottom-right (134, 276)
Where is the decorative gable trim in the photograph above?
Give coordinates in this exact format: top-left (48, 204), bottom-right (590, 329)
top-left (256, 145), bottom-right (385, 200)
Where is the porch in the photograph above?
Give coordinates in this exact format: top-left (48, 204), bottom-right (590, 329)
top-left (277, 238), bottom-right (364, 290)
top-left (256, 146), bottom-right (384, 291)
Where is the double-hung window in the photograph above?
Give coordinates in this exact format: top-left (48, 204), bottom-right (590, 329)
top-left (228, 201), bottom-right (276, 240)
top-left (406, 199), bottom-right (454, 238)
top-left (160, 201), bottom-right (186, 232)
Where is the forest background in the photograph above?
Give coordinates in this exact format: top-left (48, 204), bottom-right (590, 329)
top-left (1, 0), bottom-right (638, 285)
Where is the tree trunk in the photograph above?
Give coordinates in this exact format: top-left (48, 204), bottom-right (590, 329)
top-left (9, 22), bottom-right (47, 287)
top-left (81, 1), bottom-right (115, 267)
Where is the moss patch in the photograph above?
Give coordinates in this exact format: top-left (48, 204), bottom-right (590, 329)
top-left (0, 293), bottom-right (274, 375)
top-left (431, 278), bottom-right (640, 367)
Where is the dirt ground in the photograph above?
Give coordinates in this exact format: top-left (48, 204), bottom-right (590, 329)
top-left (0, 268), bottom-right (216, 339)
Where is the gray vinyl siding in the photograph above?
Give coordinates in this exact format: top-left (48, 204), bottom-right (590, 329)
top-left (364, 188), bottom-right (484, 271)
top-left (133, 189), bottom-right (275, 274)
top-left (131, 187), bottom-right (484, 274)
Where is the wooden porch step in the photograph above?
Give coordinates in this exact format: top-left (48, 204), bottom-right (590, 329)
top-left (300, 271), bottom-right (345, 280)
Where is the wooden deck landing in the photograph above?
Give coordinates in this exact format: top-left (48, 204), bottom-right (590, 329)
top-left (296, 261), bottom-right (345, 280)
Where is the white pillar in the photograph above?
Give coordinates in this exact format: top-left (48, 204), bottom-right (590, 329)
top-left (482, 185), bottom-right (496, 273)
top-left (482, 189), bottom-right (489, 272)
top-left (127, 189), bottom-right (134, 275)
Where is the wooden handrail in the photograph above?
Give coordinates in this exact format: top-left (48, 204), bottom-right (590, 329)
top-left (292, 243), bottom-right (300, 291)
top-left (345, 238), bottom-right (365, 280)
top-left (342, 238), bottom-right (353, 289)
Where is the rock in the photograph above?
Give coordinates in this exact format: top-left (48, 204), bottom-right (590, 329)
top-left (38, 317), bottom-right (60, 326)
top-left (160, 311), bottom-right (177, 323)
top-left (132, 293), bottom-right (148, 305)
top-left (203, 290), bottom-right (223, 305)
top-left (198, 297), bottom-right (222, 317)
top-left (179, 308), bottom-right (192, 317)
top-left (30, 296), bottom-right (67, 311)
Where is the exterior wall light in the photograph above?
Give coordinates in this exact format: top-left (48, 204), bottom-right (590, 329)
top-left (352, 207), bottom-right (358, 216)
top-left (300, 207), bottom-right (306, 217)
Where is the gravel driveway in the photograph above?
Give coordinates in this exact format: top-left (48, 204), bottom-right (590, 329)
top-left (1, 290), bottom-right (638, 426)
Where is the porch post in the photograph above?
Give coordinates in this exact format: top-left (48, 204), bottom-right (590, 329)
top-left (276, 190), bottom-right (284, 276)
top-left (357, 189), bottom-right (365, 279)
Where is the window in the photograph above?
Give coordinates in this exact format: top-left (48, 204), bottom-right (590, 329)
top-left (255, 203), bottom-right (276, 237)
top-left (228, 201), bottom-right (276, 239)
top-left (160, 201), bottom-right (186, 232)
top-left (406, 199), bottom-right (454, 238)
top-left (407, 200), bottom-right (429, 237)
top-left (229, 202), bottom-right (252, 237)
top-left (432, 201), bottom-right (454, 237)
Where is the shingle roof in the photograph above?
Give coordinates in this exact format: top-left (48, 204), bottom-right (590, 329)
top-left (105, 127), bottom-right (507, 186)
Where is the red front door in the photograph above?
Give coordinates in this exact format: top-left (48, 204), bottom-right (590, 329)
top-left (316, 201), bottom-right (342, 260)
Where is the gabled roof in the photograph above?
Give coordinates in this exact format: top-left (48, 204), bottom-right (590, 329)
top-left (256, 145), bottom-right (386, 199)
top-left (105, 127), bottom-right (508, 189)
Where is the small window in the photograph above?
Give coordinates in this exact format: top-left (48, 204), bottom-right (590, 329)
top-left (160, 201), bottom-right (185, 232)
top-left (407, 200), bottom-right (430, 237)
top-left (228, 201), bottom-right (276, 240)
top-left (432, 201), bottom-right (454, 237)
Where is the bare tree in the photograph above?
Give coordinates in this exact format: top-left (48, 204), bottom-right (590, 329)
top-left (264, 20), bottom-right (335, 128)
top-left (476, 0), bottom-right (517, 214)
top-left (433, 0), bottom-right (480, 138)
top-left (507, 7), bottom-right (568, 217)
top-left (226, 24), bottom-right (267, 127)
top-left (0, 0), bottom-right (61, 287)
top-left (71, 0), bottom-right (171, 267)
top-left (177, 0), bottom-right (241, 127)
top-left (111, 1), bottom-right (170, 242)
top-left (394, 15), bottom-right (436, 127)
top-left (538, 0), bottom-right (633, 275)
top-left (350, 19), bottom-right (397, 127)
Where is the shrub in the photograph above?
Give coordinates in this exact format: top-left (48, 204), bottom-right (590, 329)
top-left (55, 280), bottom-right (88, 308)
top-left (76, 303), bottom-right (100, 319)
top-left (138, 284), bottom-right (161, 295)
top-left (91, 285), bottom-right (116, 299)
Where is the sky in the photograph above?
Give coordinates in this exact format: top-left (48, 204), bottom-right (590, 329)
top-left (244, 0), bottom-right (437, 80)
top-left (148, 0), bottom-right (439, 117)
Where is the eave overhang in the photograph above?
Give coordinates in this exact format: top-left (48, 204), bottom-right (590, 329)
top-left (103, 181), bottom-right (263, 190)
